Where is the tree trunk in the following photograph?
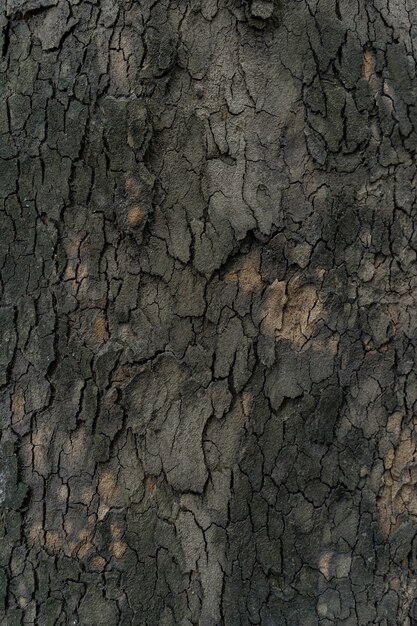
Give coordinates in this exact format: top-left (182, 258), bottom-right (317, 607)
top-left (1, 0), bottom-right (417, 624)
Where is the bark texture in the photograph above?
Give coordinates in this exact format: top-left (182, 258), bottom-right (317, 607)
top-left (1, 0), bottom-right (417, 624)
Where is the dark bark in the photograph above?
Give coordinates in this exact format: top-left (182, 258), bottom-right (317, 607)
top-left (1, 0), bottom-right (417, 624)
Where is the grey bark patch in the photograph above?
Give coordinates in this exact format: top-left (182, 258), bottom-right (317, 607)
top-left (5, 0), bottom-right (57, 17)
top-left (250, 0), bottom-right (274, 19)
top-left (0, 307), bottom-right (16, 386)
top-left (35, 0), bottom-right (76, 50)
top-left (0, 443), bottom-right (27, 510)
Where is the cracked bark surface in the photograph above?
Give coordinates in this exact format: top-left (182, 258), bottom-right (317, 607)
top-left (1, 0), bottom-right (417, 624)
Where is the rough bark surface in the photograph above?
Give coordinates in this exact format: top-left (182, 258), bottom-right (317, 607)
top-left (1, 0), bottom-right (417, 624)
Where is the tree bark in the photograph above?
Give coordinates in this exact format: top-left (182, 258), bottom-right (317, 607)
top-left (1, 0), bottom-right (417, 624)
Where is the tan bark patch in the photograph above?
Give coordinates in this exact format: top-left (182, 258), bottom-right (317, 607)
top-left (362, 49), bottom-right (375, 81)
top-left (98, 470), bottom-right (118, 520)
top-left (111, 364), bottom-right (134, 387)
top-left (240, 391), bottom-right (252, 422)
top-left (93, 315), bottom-right (107, 343)
top-left (77, 485), bottom-right (95, 507)
top-left (98, 503), bottom-right (110, 521)
top-left (143, 475), bottom-right (157, 494)
top-left (63, 234), bottom-right (83, 281)
top-left (318, 550), bottom-right (333, 580)
top-left (66, 517), bottom-right (95, 560)
top-left (110, 48), bottom-right (129, 94)
top-left (378, 414), bottom-right (417, 538)
top-left (126, 175), bottom-right (141, 198)
top-left (127, 206), bottom-right (145, 227)
top-left (77, 261), bottom-right (89, 282)
top-left (260, 273), bottom-right (323, 348)
top-left (18, 596), bottom-right (30, 609)
top-left (89, 555), bottom-right (107, 572)
top-left (110, 541), bottom-right (127, 559)
top-left (32, 422), bottom-right (50, 476)
top-left (224, 250), bottom-right (262, 294)
top-left (281, 283), bottom-right (321, 347)
top-left (27, 522), bottom-right (43, 547)
top-left (11, 388), bottom-right (25, 424)
top-left (75, 540), bottom-right (94, 560)
top-left (58, 483), bottom-right (69, 504)
top-left (110, 523), bottom-right (124, 540)
top-left (99, 471), bottom-right (116, 501)
top-left (45, 530), bottom-right (62, 553)
top-left (64, 425), bottom-right (89, 467)
top-left (260, 280), bottom-right (287, 336)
